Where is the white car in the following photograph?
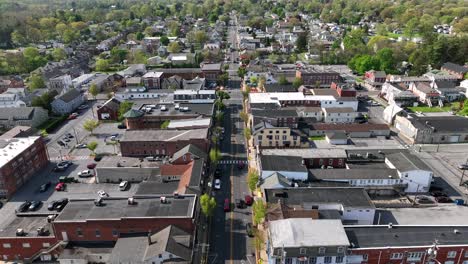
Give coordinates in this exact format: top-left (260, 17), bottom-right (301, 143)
top-left (214, 179), bottom-right (221, 190)
top-left (97, 190), bottom-right (109, 197)
top-left (77, 170), bottom-right (94, 177)
top-left (75, 143), bottom-right (87, 149)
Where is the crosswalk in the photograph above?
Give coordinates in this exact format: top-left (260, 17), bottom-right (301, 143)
top-left (50, 155), bottom-right (90, 161)
top-left (218, 159), bottom-right (248, 165)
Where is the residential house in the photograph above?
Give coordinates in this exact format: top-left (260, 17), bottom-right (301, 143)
top-left (97, 98), bottom-right (121, 121)
top-left (0, 107), bottom-right (48, 129)
top-left (250, 109), bottom-right (301, 128)
top-left (125, 77), bottom-right (142, 87)
top-left (183, 77), bottom-right (206, 91)
top-left (441, 62), bottom-right (468, 80)
top-left (326, 131), bottom-right (349, 145)
top-left (322, 107), bottom-right (357, 123)
top-left (408, 81), bottom-right (441, 106)
top-left (162, 75), bottom-right (184, 90)
top-left (171, 144), bottom-right (208, 165)
top-left (267, 219), bottom-right (350, 264)
top-left (381, 82), bottom-right (418, 107)
top-left (51, 89), bottom-right (84, 115)
top-left (385, 151), bottom-right (433, 193)
top-left (161, 68), bottom-right (203, 80)
top-left (309, 123), bottom-right (391, 138)
top-left (72, 73), bottom-right (96, 89)
top-left (252, 121), bottom-right (302, 149)
top-left (431, 80), bottom-right (463, 102)
top-left (47, 74), bottom-right (73, 94)
top-left (87, 74), bottom-right (113, 92)
top-left (201, 63), bottom-right (222, 83)
top-left (142, 72), bottom-right (163, 89)
top-left (117, 64), bottom-right (146, 77)
top-left (0, 93), bottom-right (26, 108)
top-left (364, 70), bottom-right (386, 90)
top-left (259, 155), bottom-right (308, 181)
top-left (395, 114), bottom-right (468, 144)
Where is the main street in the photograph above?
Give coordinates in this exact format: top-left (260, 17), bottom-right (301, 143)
top-left (208, 88), bottom-right (254, 264)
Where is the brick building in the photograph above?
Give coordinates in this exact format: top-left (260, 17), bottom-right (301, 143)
top-left (142, 71), bottom-right (163, 89)
top-left (201, 63), bottom-right (222, 83)
top-left (331, 82), bottom-right (357, 97)
top-left (0, 136), bottom-right (49, 198)
top-left (296, 69), bottom-right (342, 87)
top-left (119, 128), bottom-right (210, 157)
top-left (97, 98), bottom-right (121, 121)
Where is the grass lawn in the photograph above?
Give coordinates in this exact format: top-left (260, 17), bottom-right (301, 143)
top-left (408, 102), bottom-right (460, 113)
top-left (309, 135), bottom-right (326, 141)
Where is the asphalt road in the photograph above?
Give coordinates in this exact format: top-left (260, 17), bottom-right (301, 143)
top-left (208, 89), bottom-right (254, 264)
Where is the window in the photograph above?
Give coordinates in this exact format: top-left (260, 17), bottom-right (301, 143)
top-left (42, 243), bottom-right (50, 248)
top-left (3, 243), bottom-right (11, 248)
top-left (407, 252), bottom-right (423, 259)
top-left (282, 135), bottom-right (287, 140)
top-left (447, 251), bottom-right (457, 258)
top-left (328, 159), bottom-right (333, 165)
top-left (464, 251), bottom-right (468, 258)
top-left (283, 130), bottom-right (287, 134)
top-left (76, 229), bottom-right (83, 237)
top-left (95, 229), bottom-right (101, 237)
top-left (299, 260), bottom-right (307, 264)
top-left (308, 257), bottom-right (317, 264)
top-left (318, 247), bottom-right (326, 254)
top-left (324, 256), bottom-right (332, 263)
top-left (445, 261), bottom-right (454, 264)
top-left (391, 253), bottom-right (403, 259)
top-left (258, 136), bottom-right (263, 140)
top-left (112, 229), bottom-right (119, 237)
top-left (158, 254), bottom-right (163, 258)
top-left (363, 254), bottom-right (368, 261)
top-left (336, 256), bottom-right (344, 263)
top-left (299, 248), bottom-right (307, 254)
top-left (22, 243), bottom-right (31, 248)
top-left (285, 258), bottom-right (292, 264)
top-left (337, 246), bottom-right (345, 253)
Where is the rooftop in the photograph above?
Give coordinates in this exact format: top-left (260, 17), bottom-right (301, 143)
top-left (264, 187), bottom-right (375, 208)
top-left (143, 71), bottom-right (163, 78)
top-left (249, 92), bottom-right (336, 104)
top-left (0, 215), bottom-right (54, 237)
top-left (167, 118), bottom-right (211, 129)
top-left (0, 107), bottom-right (39, 120)
top-left (140, 103), bottom-right (214, 117)
top-left (346, 225), bottom-right (468, 249)
top-left (269, 219), bottom-right (349, 248)
top-left (55, 196), bottom-right (197, 222)
top-left (260, 155), bottom-right (307, 173)
top-left (201, 63), bottom-right (222, 71)
top-left (408, 115), bottom-right (468, 133)
top-left (0, 137), bottom-right (40, 167)
top-left (261, 148), bottom-right (347, 158)
top-left (323, 107), bottom-right (355, 113)
top-left (386, 151), bottom-right (431, 171)
top-left (308, 168), bottom-right (399, 180)
top-left (121, 128), bottom-right (208, 142)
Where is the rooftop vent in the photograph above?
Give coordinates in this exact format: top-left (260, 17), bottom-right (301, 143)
top-left (454, 229), bottom-right (460, 234)
top-left (128, 197), bottom-right (136, 205)
top-left (388, 223), bottom-right (393, 229)
top-left (160, 196), bottom-right (167, 204)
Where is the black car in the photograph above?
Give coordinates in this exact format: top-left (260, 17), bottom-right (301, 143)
top-left (117, 124), bottom-right (127, 129)
top-left (214, 168), bottom-right (221, 178)
top-left (28, 201), bottom-right (42, 211)
top-left (236, 199), bottom-right (245, 209)
top-left (47, 200), bottom-right (59, 211)
top-left (39, 182), bottom-right (51, 192)
top-left (94, 154), bottom-right (103, 162)
top-left (17, 201), bottom-right (32, 212)
top-left (55, 198), bottom-right (69, 211)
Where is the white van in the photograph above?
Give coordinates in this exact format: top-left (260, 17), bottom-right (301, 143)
top-left (119, 181), bottom-right (129, 191)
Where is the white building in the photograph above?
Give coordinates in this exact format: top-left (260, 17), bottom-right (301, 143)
top-left (322, 107), bottom-right (357, 123)
top-left (0, 94), bottom-right (26, 108)
top-left (385, 152), bottom-right (433, 193)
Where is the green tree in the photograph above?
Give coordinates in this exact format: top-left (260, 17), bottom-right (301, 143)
top-left (83, 119), bottom-right (99, 135)
top-left (253, 200), bottom-right (266, 226)
top-left (240, 111), bottom-right (249, 124)
top-left (209, 147), bottom-right (221, 164)
top-left (216, 90), bottom-right (231, 101)
top-left (200, 194), bottom-right (216, 217)
top-left (95, 59), bottom-right (109, 72)
top-left (247, 170), bottom-right (259, 192)
top-left (296, 33), bottom-right (308, 52)
top-left (160, 36), bottom-right (170, 46)
top-left (237, 67), bottom-right (247, 78)
top-left (292, 77), bottom-right (303, 88)
top-left (244, 127), bottom-right (251, 141)
top-left (88, 83), bottom-right (99, 100)
top-left (404, 18), bottom-right (419, 38)
top-left (167, 42), bottom-right (181, 53)
top-left (31, 91), bottom-right (54, 112)
top-left (215, 111), bottom-right (224, 125)
top-left (51, 48), bottom-right (67, 61)
top-left (217, 73), bottom-right (229, 86)
top-left (28, 75), bottom-right (45, 90)
top-left (278, 75), bottom-right (289, 85)
top-left (118, 100), bottom-right (134, 121)
top-left (161, 120), bottom-right (170, 129)
top-left (348, 55), bottom-right (380, 75)
top-left (110, 48), bottom-right (128, 63)
top-left (87, 141), bottom-right (98, 153)
top-left (375, 48), bottom-right (396, 74)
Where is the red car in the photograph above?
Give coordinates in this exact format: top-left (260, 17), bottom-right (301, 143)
top-left (224, 198), bottom-right (230, 212)
top-left (244, 195), bottom-right (253, 206)
top-left (55, 182), bottom-right (65, 191)
top-left (87, 163), bottom-right (97, 169)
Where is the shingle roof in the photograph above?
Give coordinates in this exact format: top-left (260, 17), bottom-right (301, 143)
top-left (121, 129), bottom-right (209, 142)
top-left (409, 116), bottom-right (468, 133)
top-left (172, 144), bottom-right (207, 161)
top-left (442, 62), bottom-right (468, 74)
top-left (56, 89), bottom-right (82, 103)
top-left (308, 168), bottom-right (399, 180)
top-left (260, 172), bottom-right (291, 189)
top-left (0, 107), bottom-right (37, 120)
top-left (123, 109), bottom-right (144, 118)
top-left (260, 155), bottom-right (307, 173)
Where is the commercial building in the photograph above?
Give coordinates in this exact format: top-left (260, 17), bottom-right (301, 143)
top-left (0, 107), bottom-right (48, 129)
top-left (0, 136), bottom-right (48, 198)
top-left (261, 148), bottom-right (347, 169)
top-left (296, 69), bottom-right (342, 87)
top-left (252, 121), bottom-right (302, 149)
top-left (142, 71), bottom-right (163, 89)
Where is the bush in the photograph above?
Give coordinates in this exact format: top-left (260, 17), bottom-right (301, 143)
top-left (38, 115), bottom-right (67, 133)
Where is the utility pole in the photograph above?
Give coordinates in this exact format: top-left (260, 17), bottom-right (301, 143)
top-left (459, 157), bottom-right (468, 186)
top-left (72, 127), bottom-right (79, 144)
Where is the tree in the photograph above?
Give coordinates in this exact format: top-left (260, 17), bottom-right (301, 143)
top-left (237, 67), bottom-right (247, 78)
top-left (167, 42), bottom-right (181, 53)
top-left (278, 75), bottom-right (289, 85)
top-left (240, 111), bottom-right (249, 124)
top-left (244, 127), bottom-right (251, 141)
top-left (87, 141), bottom-right (98, 153)
top-left (31, 91), bottom-right (54, 112)
top-left (160, 36), bottom-right (170, 46)
top-left (110, 48), bottom-right (128, 63)
top-left (296, 33), bottom-right (308, 52)
top-left (247, 170), bottom-right (259, 192)
top-left (216, 90), bottom-right (230, 101)
top-left (215, 111), bottom-right (224, 125)
top-left (348, 55), bottom-right (380, 75)
top-left (52, 48), bottom-right (67, 61)
top-left (375, 48), bottom-right (396, 74)
top-left (83, 119), bottom-right (99, 135)
top-left (217, 73), bottom-right (229, 86)
top-left (28, 75), bottom-right (45, 90)
top-left (161, 120), bottom-right (170, 129)
top-left (118, 100), bottom-right (134, 121)
top-left (209, 147), bottom-right (221, 164)
top-left (89, 83), bottom-right (99, 100)
top-left (200, 194), bottom-right (216, 217)
top-left (292, 77), bottom-right (303, 88)
top-left (252, 200), bottom-right (266, 226)
top-left (95, 59), bottom-right (109, 71)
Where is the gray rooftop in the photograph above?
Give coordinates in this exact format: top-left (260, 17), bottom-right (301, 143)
top-left (260, 155), bottom-right (307, 173)
top-left (265, 187), bottom-right (375, 208)
top-left (269, 219), bottom-right (349, 248)
top-left (346, 225), bottom-right (468, 249)
top-left (386, 152), bottom-right (431, 172)
top-left (56, 88), bottom-right (81, 103)
top-left (121, 128), bottom-right (209, 142)
top-left (172, 144), bottom-right (207, 162)
top-left (55, 196), bottom-right (196, 222)
top-left (142, 103), bottom-right (214, 117)
top-left (409, 115), bottom-right (468, 133)
top-left (309, 168), bottom-right (399, 180)
top-left (0, 107), bottom-right (38, 120)
top-left (0, 216), bottom-right (54, 237)
top-left (262, 148), bottom-right (347, 158)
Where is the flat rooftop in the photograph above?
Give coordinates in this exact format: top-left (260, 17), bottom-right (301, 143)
top-left (0, 137), bottom-right (39, 167)
top-left (249, 92), bottom-right (336, 104)
top-left (0, 216), bottom-right (54, 237)
top-left (262, 148), bottom-right (347, 158)
top-left (346, 225), bottom-right (468, 249)
top-left (377, 206), bottom-right (468, 225)
top-left (55, 196), bottom-right (196, 222)
top-left (309, 168), bottom-right (399, 180)
top-left (264, 187), bottom-right (375, 208)
top-left (121, 128), bottom-right (209, 142)
top-left (140, 103), bottom-right (214, 117)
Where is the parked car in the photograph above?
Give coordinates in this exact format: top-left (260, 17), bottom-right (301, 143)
top-left (87, 163), bottom-right (97, 169)
top-left (430, 191), bottom-right (447, 197)
top-left (47, 200), bottom-right (59, 211)
top-left (28, 201), bottom-right (42, 211)
top-left (224, 198), bottom-right (230, 212)
top-left (62, 137), bottom-right (71, 142)
top-left (55, 198), bottom-right (69, 211)
top-left (57, 140), bottom-right (66, 147)
top-left (94, 154), bottom-right (103, 162)
top-left (17, 201), bottom-right (31, 212)
top-left (78, 169), bottom-right (94, 177)
top-left (117, 124), bottom-right (127, 129)
top-left (39, 182), bottom-right (51, 192)
top-left (77, 104), bottom-right (88, 110)
top-left (246, 223), bottom-right (254, 237)
top-left (214, 179), bottom-right (221, 190)
top-left (97, 190), bottom-right (109, 197)
top-left (236, 199), bottom-right (245, 209)
top-left (214, 168), bottom-right (221, 178)
top-left (76, 143), bottom-right (87, 149)
top-left (244, 195), bottom-right (253, 206)
top-left (119, 181), bottom-right (129, 191)
top-left (55, 182), bottom-right (65, 191)
top-left (416, 196), bottom-right (434, 204)
top-left (65, 133), bottom-right (73, 138)
top-left (458, 164), bottom-right (468, 170)
top-left (435, 196), bottom-right (453, 203)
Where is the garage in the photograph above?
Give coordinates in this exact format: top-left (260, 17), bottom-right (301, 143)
top-left (448, 135), bottom-right (460, 143)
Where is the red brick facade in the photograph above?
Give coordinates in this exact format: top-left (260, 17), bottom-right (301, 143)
top-left (120, 138), bottom-right (209, 157)
top-left (0, 237), bottom-right (58, 261)
top-left (97, 105), bottom-right (119, 121)
top-left (296, 70), bottom-right (342, 86)
top-left (331, 82), bottom-right (357, 97)
top-left (304, 157), bottom-right (346, 168)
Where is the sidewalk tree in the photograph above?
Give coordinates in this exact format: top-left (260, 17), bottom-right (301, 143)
top-left (83, 119), bottom-right (99, 135)
top-left (292, 77), bottom-right (303, 88)
top-left (215, 111), bottom-right (224, 125)
top-left (161, 120), bottom-right (170, 129)
top-left (244, 127), bottom-right (251, 141)
top-left (216, 90), bottom-right (230, 101)
top-left (215, 99), bottom-right (225, 111)
top-left (87, 141), bottom-right (98, 154)
top-left (209, 147), bottom-right (221, 164)
top-left (89, 83), bottom-right (99, 100)
top-left (240, 111), bottom-right (249, 124)
top-left (237, 67), bottom-right (246, 78)
top-left (278, 75), bottom-right (289, 85)
top-left (200, 194), bottom-right (216, 217)
top-left (247, 170), bottom-right (259, 192)
top-left (253, 200), bottom-right (266, 226)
